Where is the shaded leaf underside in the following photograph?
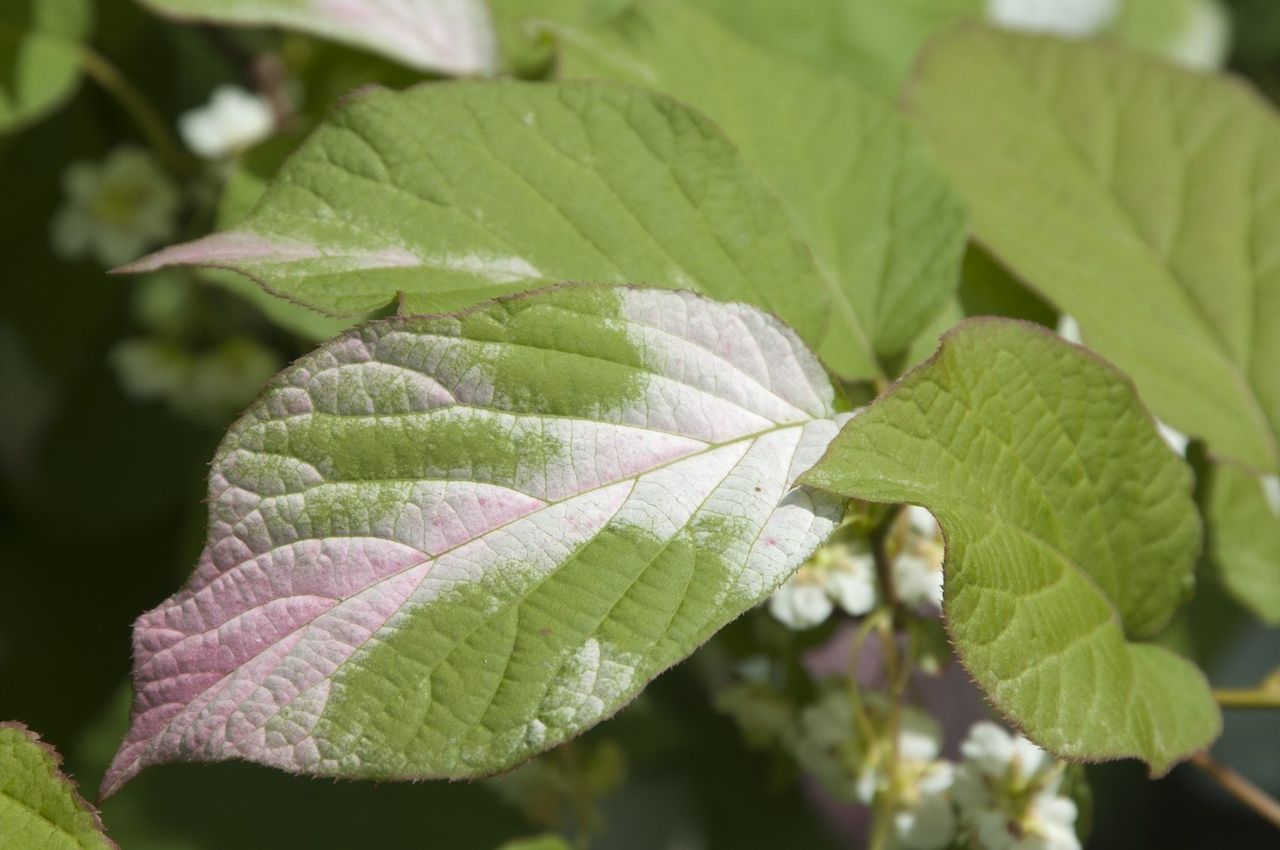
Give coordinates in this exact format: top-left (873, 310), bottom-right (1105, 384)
top-left (550, 1), bottom-right (967, 376)
top-left (908, 26), bottom-right (1280, 473)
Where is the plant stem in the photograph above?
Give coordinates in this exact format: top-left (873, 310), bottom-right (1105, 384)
top-left (867, 514), bottom-right (905, 850)
top-left (1191, 751), bottom-right (1280, 829)
top-left (80, 49), bottom-right (192, 172)
top-left (1214, 688), bottom-right (1280, 709)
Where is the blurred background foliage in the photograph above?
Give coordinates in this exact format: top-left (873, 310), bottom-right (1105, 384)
top-left (1, 0), bottom-right (1278, 847)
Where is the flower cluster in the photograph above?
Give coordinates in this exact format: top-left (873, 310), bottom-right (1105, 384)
top-left (51, 146), bottom-right (180, 267)
top-left (889, 506), bottom-right (946, 611)
top-left (722, 678), bottom-right (1083, 850)
top-left (768, 539), bottom-right (877, 629)
top-left (953, 723), bottom-right (1082, 850)
top-left (768, 505), bottom-right (947, 631)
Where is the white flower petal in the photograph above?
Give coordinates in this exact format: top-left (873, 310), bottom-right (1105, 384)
top-left (180, 85), bottom-right (275, 159)
top-left (1012, 734), bottom-right (1052, 779)
top-left (960, 721), bottom-right (1017, 777)
top-left (899, 708), bottom-right (943, 763)
top-left (1157, 419), bottom-right (1190, 456)
top-left (1056, 313), bottom-right (1083, 345)
top-left (1167, 0), bottom-right (1230, 69)
top-left (897, 791), bottom-right (957, 850)
top-left (827, 563), bottom-right (876, 616)
top-left (768, 579), bottom-right (833, 629)
top-left (905, 504), bottom-right (939, 538)
top-left (894, 552), bottom-right (944, 609)
top-left (986, 0), bottom-right (1119, 36)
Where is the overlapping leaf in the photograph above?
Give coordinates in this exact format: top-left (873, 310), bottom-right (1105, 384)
top-left (104, 286), bottom-right (847, 795)
top-left (551, 0), bottom-right (966, 378)
top-left (0, 0), bottom-right (91, 133)
top-left (1205, 464), bottom-right (1280, 625)
top-left (121, 80), bottom-right (834, 360)
top-left (908, 27), bottom-right (1280, 473)
top-left (802, 319), bottom-right (1219, 774)
top-left (134, 0), bottom-right (496, 75)
top-left (682, 0), bottom-right (981, 98)
top-left (0, 722), bottom-right (115, 849)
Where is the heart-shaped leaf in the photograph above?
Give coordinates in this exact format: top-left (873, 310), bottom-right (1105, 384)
top-left (0, 0), bottom-right (91, 133)
top-left (134, 0), bottom-right (496, 75)
top-left (104, 286), bottom-right (847, 795)
top-left (802, 319), bottom-right (1219, 774)
top-left (551, 0), bottom-right (966, 377)
top-left (1, 722), bottom-right (115, 849)
top-left (120, 80), bottom-right (838, 370)
top-left (907, 26), bottom-right (1280, 473)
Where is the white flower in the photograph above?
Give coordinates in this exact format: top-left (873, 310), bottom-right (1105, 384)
top-left (1156, 419), bottom-right (1189, 456)
top-left (892, 714), bottom-right (957, 850)
top-left (893, 506), bottom-right (945, 610)
top-left (179, 86), bottom-right (275, 159)
top-left (768, 578), bottom-right (833, 629)
top-left (1165, 0), bottom-right (1230, 69)
top-left (896, 764), bottom-right (958, 850)
top-left (1263, 475), bottom-right (1280, 517)
top-left (986, 0), bottom-right (1118, 36)
top-left (768, 540), bottom-right (876, 629)
top-left (1056, 314), bottom-right (1082, 345)
top-left (899, 706), bottom-right (944, 764)
top-left (789, 689), bottom-right (863, 800)
top-left (954, 722), bottom-right (1081, 850)
top-left (51, 146), bottom-right (180, 267)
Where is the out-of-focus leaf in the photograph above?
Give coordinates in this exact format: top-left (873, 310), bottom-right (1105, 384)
top-left (682, 0), bottom-right (982, 98)
top-left (551, 1), bottom-right (966, 377)
top-left (0, 0), bottom-right (91, 133)
top-left (1205, 463), bottom-right (1280, 624)
top-left (134, 0), bottom-right (496, 75)
top-left (909, 26), bottom-right (1280, 474)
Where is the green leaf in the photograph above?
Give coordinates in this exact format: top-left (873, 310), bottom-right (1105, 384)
top-left (0, 0), bottom-right (91, 133)
top-left (681, 0), bottom-right (982, 98)
top-left (203, 143), bottom-right (357, 341)
top-left (103, 285), bottom-right (847, 795)
top-left (133, 0), bottom-right (497, 75)
top-left (801, 319), bottom-right (1219, 774)
top-left (907, 26), bottom-right (1280, 474)
top-left (121, 80), bottom-right (835, 362)
top-left (0, 722), bottom-right (115, 849)
top-left (1205, 463), bottom-right (1280, 625)
top-left (550, 1), bottom-right (966, 378)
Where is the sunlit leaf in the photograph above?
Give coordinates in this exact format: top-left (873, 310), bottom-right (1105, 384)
top-left (121, 81), bottom-right (835, 362)
top-left (0, 722), bottom-right (115, 849)
top-left (802, 319), bottom-right (1219, 774)
top-left (104, 286), bottom-right (847, 795)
